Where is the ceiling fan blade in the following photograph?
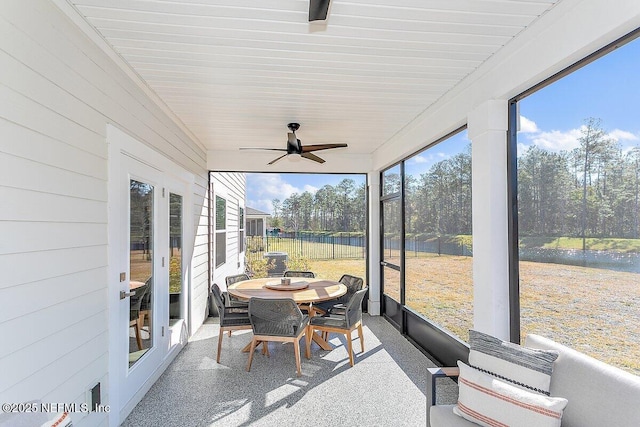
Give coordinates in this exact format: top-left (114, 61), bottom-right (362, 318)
top-left (239, 147), bottom-right (287, 152)
top-left (309, 0), bottom-right (330, 21)
top-left (268, 154), bottom-right (289, 165)
top-left (301, 152), bottom-right (325, 163)
top-left (301, 143), bottom-right (347, 153)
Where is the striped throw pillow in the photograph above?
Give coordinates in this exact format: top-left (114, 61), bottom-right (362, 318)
top-left (454, 361), bottom-right (568, 427)
top-left (469, 330), bottom-right (558, 395)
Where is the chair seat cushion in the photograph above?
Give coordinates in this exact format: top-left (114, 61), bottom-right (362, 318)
top-left (220, 311), bottom-right (251, 327)
top-left (310, 315), bottom-right (347, 329)
top-left (313, 300), bottom-right (338, 312)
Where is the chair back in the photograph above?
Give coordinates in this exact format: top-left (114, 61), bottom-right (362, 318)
top-left (337, 274), bottom-right (364, 303)
top-left (130, 281), bottom-right (149, 321)
top-left (248, 298), bottom-right (304, 337)
top-left (210, 283), bottom-right (226, 320)
top-left (225, 273), bottom-right (250, 286)
top-left (344, 287), bottom-right (368, 328)
top-left (283, 270), bottom-right (315, 278)
top-left (140, 276), bottom-right (153, 311)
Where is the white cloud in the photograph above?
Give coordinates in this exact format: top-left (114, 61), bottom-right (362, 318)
top-left (408, 151), bottom-right (447, 166)
top-left (520, 125), bottom-right (639, 154)
top-left (519, 116), bottom-right (539, 133)
top-left (303, 184), bottom-right (319, 194)
top-left (608, 129), bottom-right (639, 142)
top-left (246, 174), bottom-right (302, 214)
top-left (530, 128), bottom-right (582, 152)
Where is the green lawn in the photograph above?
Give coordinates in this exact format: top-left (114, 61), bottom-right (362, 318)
top-left (307, 256), bottom-right (640, 376)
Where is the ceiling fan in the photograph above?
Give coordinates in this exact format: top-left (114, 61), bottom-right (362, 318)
top-left (309, 0), bottom-right (331, 22)
top-left (240, 123), bottom-right (347, 165)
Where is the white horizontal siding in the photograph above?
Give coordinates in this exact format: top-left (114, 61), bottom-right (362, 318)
top-left (190, 182), bottom-right (210, 327)
top-left (0, 222), bottom-right (107, 255)
top-left (0, 1), bottom-right (207, 424)
top-left (0, 246), bottom-right (107, 290)
top-left (0, 119), bottom-right (107, 180)
top-left (0, 151), bottom-right (107, 201)
top-left (0, 283), bottom-right (107, 359)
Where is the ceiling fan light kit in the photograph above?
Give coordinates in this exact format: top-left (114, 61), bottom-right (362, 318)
top-left (239, 123), bottom-right (347, 165)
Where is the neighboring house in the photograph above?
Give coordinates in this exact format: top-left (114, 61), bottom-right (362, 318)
top-left (245, 207), bottom-right (270, 238)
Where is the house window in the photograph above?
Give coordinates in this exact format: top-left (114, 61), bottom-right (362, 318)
top-left (215, 195), bottom-right (226, 267)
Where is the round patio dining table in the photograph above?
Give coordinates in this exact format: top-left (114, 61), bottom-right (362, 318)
top-left (227, 277), bottom-right (347, 351)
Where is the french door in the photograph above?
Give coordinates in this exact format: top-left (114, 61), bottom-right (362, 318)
top-left (108, 125), bottom-right (191, 425)
top-left (118, 154), bottom-right (166, 410)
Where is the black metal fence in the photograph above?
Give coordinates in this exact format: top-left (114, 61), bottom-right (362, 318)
top-left (384, 236), bottom-right (472, 257)
top-left (245, 233), bottom-right (366, 262)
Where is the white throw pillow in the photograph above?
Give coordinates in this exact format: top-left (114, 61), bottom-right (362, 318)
top-left (454, 361), bottom-right (568, 427)
top-left (41, 411), bottom-right (72, 427)
top-left (469, 329), bottom-right (558, 395)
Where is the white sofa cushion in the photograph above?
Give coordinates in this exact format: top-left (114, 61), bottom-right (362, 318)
top-left (453, 361), bottom-right (568, 427)
top-left (526, 334), bottom-right (640, 427)
top-left (469, 329), bottom-right (558, 394)
top-left (430, 404), bottom-right (477, 427)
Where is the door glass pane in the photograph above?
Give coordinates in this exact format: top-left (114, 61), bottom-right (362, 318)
top-left (169, 193), bottom-right (183, 321)
top-left (382, 197), bottom-right (401, 301)
top-left (383, 266), bottom-right (401, 303)
top-left (129, 180), bottom-right (154, 367)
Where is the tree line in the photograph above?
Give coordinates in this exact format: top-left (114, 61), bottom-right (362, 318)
top-left (270, 118), bottom-right (640, 241)
top-left (519, 118), bottom-right (640, 240)
top-left (401, 118), bottom-right (640, 241)
top-left (270, 179), bottom-right (367, 233)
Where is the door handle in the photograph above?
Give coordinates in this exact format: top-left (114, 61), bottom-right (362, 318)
top-left (120, 290), bottom-right (135, 300)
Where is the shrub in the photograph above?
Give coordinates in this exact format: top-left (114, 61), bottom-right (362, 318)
top-left (247, 257), bottom-right (275, 278)
top-left (285, 253), bottom-right (311, 271)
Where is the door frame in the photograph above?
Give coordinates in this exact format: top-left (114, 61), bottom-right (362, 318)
top-left (107, 125), bottom-right (194, 426)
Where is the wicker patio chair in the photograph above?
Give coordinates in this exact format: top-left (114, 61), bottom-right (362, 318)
top-left (129, 280), bottom-right (150, 351)
top-left (307, 287), bottom-right (368, 367)
top-left (221, 274), bottom-right (251, 336)
top-left (224, 273), bottom-right (251, 306)
top-left (283, 270), bottom-right (316, 314)
top-left (313, 274), bottom-right (364, 315)
top-left (246, 298), bottom-right (310, 377)
top-left (283, 270), bottom-right (316, 278)
top-left (138, 276), bottom-right (153, 333)
top-left (211, 283), bottom-right (253, 363)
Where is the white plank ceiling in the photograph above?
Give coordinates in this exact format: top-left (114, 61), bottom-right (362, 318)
top-left (64, 0), bottom-right (559, 156)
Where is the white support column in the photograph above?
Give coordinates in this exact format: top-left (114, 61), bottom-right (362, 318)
top-left (468, 100), bottom-right (510, 340)
top-left (367, 171), bottom-right (381, 315)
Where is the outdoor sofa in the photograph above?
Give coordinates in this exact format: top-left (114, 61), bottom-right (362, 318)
top-left (427, 333), bottom-right (640, 427)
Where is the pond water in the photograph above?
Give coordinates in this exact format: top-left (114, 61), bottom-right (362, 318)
top-left (519, 248), bottom-right (640, 274)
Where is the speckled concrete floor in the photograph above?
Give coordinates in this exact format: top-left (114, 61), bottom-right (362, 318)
top-left (122, 314), bottom-right (457, 427)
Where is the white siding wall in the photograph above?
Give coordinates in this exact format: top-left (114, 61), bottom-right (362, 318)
top-left (211, 172), bottom-right (246, 291)
top-left (0, 1), bottom-right (208, 425)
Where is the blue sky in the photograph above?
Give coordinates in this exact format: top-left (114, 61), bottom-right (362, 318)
top-left (247, 36), bottom-right (640, 214)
